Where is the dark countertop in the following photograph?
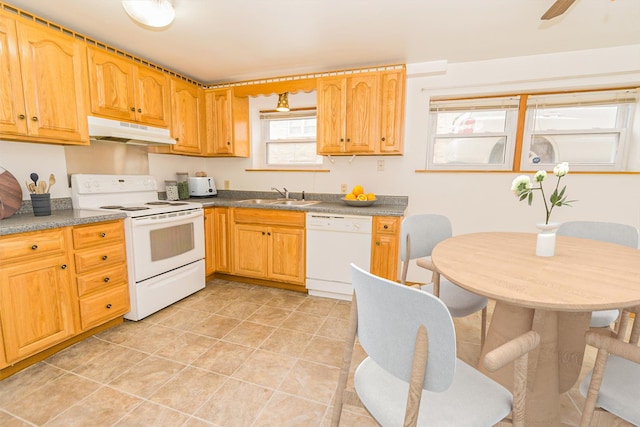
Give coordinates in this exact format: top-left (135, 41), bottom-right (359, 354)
top-left (0, 191), bottom-right (407, 236)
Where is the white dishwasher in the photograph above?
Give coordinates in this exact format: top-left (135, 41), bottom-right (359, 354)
top-left (306, 213), bottom-right (372, 300)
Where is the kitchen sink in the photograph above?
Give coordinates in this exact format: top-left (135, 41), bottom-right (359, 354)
top-left (237, 199), bottom-right (321, 206)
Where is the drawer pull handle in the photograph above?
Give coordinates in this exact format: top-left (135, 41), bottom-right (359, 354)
top-left (100, 232), bottom-right (106, 238)
top-left (102, 255), bottom-right (108, 261)
top-left (61, 264), bottom-right (67, 269)
top-left (31, 244), bottom-right (38, 250)
top-left (106, 303), bottom-right (112, 309)
top-left (383, 225), bottom-right (389, 229)
top-left (104, 277), bottom-right (110, 283)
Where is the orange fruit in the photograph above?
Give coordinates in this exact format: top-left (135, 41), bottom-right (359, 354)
top-left (366, 193), bottom-right (376, 200)
top-left (345, 193), bottom-right (356, 200)
top-left (357, 194), bottom-right (368, 201)
top-left (352, 185), bottom-right (364, 196)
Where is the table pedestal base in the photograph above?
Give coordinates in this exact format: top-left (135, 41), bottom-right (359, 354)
top-left (478, 302), bottom-right (590, 427)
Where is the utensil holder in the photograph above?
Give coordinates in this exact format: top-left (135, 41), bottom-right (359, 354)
top-left (30, 193), bottom-right (51, 216)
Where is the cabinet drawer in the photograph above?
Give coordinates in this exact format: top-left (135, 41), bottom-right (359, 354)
top-left (373, 216), bottom-right (400, 234)
top-left (234, 208), bottom-right (305, 227)
top-left (76, 264), bottom-right (128, 296)
top-left (0, 228), bottom-right (66, 262)
top-left (79, 285), bottom-right (130, 330)
top-left (72, 221), bottom-right (125, 249)
top-left (74, 244), bottom-right (127, 274)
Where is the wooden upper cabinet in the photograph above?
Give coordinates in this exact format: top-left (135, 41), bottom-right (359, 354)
top-left (205, 89), bottom-right (250, 157)
top-left (378, 69), bottom-right (405, 154)
top-left (0, 13), bottom-right (89, 145)
top-left (169, 78), bottom-right (204, 154)
top-left (87, 46), bottom-right (170, 128)
top-left (317, 68), bottom-right (406, 155)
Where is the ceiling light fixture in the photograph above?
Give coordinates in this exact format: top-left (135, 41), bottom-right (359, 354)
top-left (276, 92), bottom-right (290, 112)
top-left (122, 0), bottom-right (175, 29)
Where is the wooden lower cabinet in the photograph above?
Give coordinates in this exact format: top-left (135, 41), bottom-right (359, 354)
top-left (370, 216), bottom-right (401, 281)
top-left (0, 228), bottom-right (76, 366)
top-left (204, 207), bottom-right (216, 275)
top-left (0, 220), bottom-right (129, 378)
top-left (231, 208), bottom-right (305, 288)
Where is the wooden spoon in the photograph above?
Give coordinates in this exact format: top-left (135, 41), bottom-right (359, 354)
top-left (37, 180), bottom-right (47, 194)
top-left (47, 173), bottom-right (56, 193)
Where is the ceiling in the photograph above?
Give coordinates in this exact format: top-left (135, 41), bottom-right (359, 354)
top-left (5, 0), bottom-right (640, 84)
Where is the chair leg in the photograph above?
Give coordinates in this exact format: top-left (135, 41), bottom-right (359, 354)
top-left (331, 293), bottom-right (359, 427)
top-left (481, 306), bottom-right (487, 348)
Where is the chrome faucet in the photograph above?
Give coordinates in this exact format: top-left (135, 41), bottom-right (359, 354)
top-left (271, 187), bottom-right (289, 199)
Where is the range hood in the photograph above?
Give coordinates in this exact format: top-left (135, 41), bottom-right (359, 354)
top-left (87, 116), bottom-right (176, 145)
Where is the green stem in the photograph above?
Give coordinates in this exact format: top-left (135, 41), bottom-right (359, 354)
top-left (538, 183), bottom-right (551, 224)
top-left (545, 175), bottom-right (562, 224)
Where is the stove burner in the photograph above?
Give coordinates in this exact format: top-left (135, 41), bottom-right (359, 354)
top-left (146, 201), bottom-right (171, 205)
top-left (100, 205), bottom-right (125, 209)
top-left (169, 202), bottom-right (188, 205)
top-left (120, 207), bottom-right (151, 211)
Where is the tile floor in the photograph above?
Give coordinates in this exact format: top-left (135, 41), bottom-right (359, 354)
top-left (0, 278), bottom-right (602, 426)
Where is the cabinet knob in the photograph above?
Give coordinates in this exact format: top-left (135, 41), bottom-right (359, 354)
top-left (138, 108), bottom-right (142, 113)
top-left (104, 277), bottom-right (110, 283)
top-left (262, 231), bottom-right (266, 235)
top-left (61, 264), bottom-right (67, 269)
top-left (381, 137), bottom-right (386, 142)
top-left (100, 232), bottom-right (106, 238)
top-left (226, 141), bottom-right (231, 145)
top-left (346, 138), bottom-right (351, 142)
top-left (267, 232), bottom-right (271, 236)
top-left (130, 107), bottom-right (136, 112)
top-left (102, 255), bottom-right (108, 261)
top-left (32, 116), bottom-right (38, 122)
top-left (383, 224), bottom-right (389, 229)
top-left (106, 303), bottom-right (112, 309)
top-left (376, 242), bottom-right (381, 246)
top-left (31, 244), bottom-right (38, 250)
top-left (340, 138), bottom-right (344, 142)
top-left (18, 114), bottom-right (25, 120)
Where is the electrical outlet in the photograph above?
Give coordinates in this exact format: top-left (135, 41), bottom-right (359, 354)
top-left (224, 180), bottom-right (230, 189)
top-left (340, 183), bottom-right (347, 193)
top-left (377, 160), bottom-right (385, 171)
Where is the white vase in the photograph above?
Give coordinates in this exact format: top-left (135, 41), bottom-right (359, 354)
top-left (535, 222), bottom-right (560, 257)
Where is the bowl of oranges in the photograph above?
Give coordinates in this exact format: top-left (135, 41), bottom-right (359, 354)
top-left (342, 185), bottom-right (377, 207)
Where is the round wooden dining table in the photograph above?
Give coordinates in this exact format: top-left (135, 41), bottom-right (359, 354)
top-left (432, 232), bottom-right (640, 427)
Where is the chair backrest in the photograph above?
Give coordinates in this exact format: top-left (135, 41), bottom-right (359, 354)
top-left (557, 221), bottom-right (639, 249)
top-left (351, 263), bottom-right (457, 392)
top-left (400, 214), bottom-right (452, 262)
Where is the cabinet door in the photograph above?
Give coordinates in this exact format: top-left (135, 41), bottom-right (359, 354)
top-left (233, 224), bottom-right (268, 278)
top-left (378, 69), bottom-right (405, 154)
top-left (214, 207), bottom-right (232, 272)
top-left (316, 77), bottom-right (345, 154)
top-left (268, 227), bottom-right (305, 284)
top-left (204, 208), bottom-right (215, 275)
top-left (87, 46), bottom-right (136, 122)
top-left (370, 216), bottom-right (400, 281)
top-left (0, 254), bottom-right (75, 364)
top-left (207, 89), bottom-right (234, 154)
top-left (345, 74), bottom-right (378, 153)
top-left (16, 20), bottom-right (89, 143)
top-left (170, 78), bottom-right (203, 154)
top-left (135, 66), bottom-right (170, 127)
top-left (0, 15), bottom-right (27, 136)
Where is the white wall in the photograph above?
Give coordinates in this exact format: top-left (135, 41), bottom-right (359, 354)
top-left (3, 44), bottom-right (640, 246)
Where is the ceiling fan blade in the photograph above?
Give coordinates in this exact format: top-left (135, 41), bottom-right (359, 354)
top-left (541, 0), bottom-right (577, 20)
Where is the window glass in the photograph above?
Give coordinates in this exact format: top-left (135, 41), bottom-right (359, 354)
top-left (260, 110), bottom-right (322, 166)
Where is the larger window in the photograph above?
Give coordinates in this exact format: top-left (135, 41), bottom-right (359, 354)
top-left (427, 88), bottom-right (639, 172)
top-left (260, 109), bottom-right (321, 166)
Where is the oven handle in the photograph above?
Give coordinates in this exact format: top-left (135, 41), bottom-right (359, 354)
top-left (132, 209), bottom-right (203, 226)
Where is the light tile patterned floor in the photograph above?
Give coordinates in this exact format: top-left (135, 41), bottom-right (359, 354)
top-left (0, 278), bottom-right (599, 426)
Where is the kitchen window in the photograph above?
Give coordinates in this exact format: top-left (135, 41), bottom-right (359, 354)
top-left (427, 97), bottom-right (519, 171)
top-left (260, 109), bottom-right (322, 166)
top-left (426, 88), bottom-right (639, 172)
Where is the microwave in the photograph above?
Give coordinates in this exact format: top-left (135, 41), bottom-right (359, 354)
top-left (188, 177), bottom-right (217, 197)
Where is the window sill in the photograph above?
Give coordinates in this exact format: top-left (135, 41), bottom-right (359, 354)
top-left (245, 168), bottom-right (330, 173)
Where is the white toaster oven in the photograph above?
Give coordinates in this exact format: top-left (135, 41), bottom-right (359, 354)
top-left (188, 177), bottom-right (217, 197)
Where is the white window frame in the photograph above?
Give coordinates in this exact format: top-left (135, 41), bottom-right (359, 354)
top-left (427, 96), bottom-right (520, 171)
top-left (260, 108), bottom-right (321, 167)
top-left (520, 90), bottom-right (638, 172)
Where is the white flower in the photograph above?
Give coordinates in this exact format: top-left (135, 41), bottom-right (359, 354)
top-left (553, 162), bottom-right (569, 177)
top-left (511, 175), bottom-right (532, 195)
top-left (534, 170), bottom-right (547, 182)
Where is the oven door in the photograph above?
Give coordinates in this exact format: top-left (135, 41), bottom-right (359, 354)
top-left (129, 208), bottom-right (205, 282)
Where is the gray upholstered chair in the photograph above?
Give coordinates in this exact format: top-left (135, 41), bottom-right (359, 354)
top-left (400, 214), bottom-right (488, 346)
top-left (331, 263), bottom-right (540, 427)
top-left (557, 221), bottom-right (639, 329)
top-left (579, 305), bottom-right (640, 426)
